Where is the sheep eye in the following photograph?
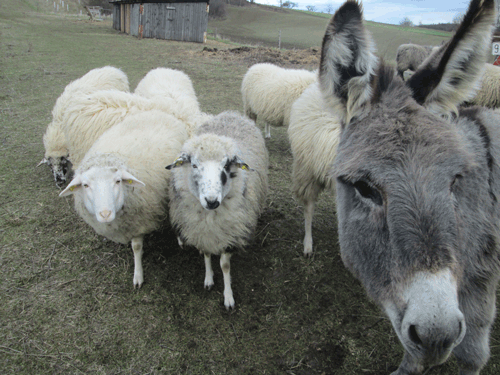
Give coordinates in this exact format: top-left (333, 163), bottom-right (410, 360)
top-left (116, 180), bottom-right (121, 184)
top-left (83, 184), bottom-right (89, 188)
top-left (192, 164), bottom-right (198, 169)
top-left (353, 180), bottom-right (383, 206)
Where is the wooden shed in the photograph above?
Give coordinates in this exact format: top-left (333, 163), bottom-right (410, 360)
top-left (110, 0), bottom-right (209, 43)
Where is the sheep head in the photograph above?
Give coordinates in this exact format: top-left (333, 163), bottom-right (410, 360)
top-left (166, 134), bottom-right (252, 211)
top-left (59, 166), bottom-right (144, 223)
top-left (38, 156), bottom-right (72, 187)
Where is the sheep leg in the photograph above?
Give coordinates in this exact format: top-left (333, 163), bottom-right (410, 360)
top-left (265, 123), bottom-right (271, 139)
top-left (131, 236), bottom-right (144, 288)
top-left (220, 252), bottom-right (235, 310)
top-left (204, 253), bottom-right (214, 290)
top-left (303, 200), bottom-right (315, 257)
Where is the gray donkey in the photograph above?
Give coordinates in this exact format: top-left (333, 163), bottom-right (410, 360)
top-left (319, 0), bottom-right (500, 374)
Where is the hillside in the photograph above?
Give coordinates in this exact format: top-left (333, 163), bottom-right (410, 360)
top-left (208, 4), bottom-right (452, 62)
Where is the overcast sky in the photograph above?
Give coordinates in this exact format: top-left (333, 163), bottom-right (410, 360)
top-left (254, 0), bottom-right (473, 25)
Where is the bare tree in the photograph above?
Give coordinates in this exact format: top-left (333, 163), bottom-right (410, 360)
top-left (306, 5), bottom-right (316, 12)
top-left (282, 1), bottom-right (298, 9)
top-left (452, 12), bottom-right (465, 25)
top-left (325, 3), bottom-right (334, 14)
top-left (399, 17), bottom-right (414, 27)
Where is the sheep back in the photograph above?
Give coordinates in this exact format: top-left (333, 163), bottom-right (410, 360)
top-left (62, 90), bottom-right (182, 168)
top-left (73, 110), bottom-right (188, 244)
top-left (169, 111), bottom-right (268, 254)
top-left (470, 64), bottom-right (500, 108)
top-left (43, 66), bottom-right (129, 159)
top-left (241, 63), bottom-right (317, 127)
top-left (288, 82), bottom-right (341, 203)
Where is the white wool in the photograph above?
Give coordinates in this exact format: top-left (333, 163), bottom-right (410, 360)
top-left (61, 89), bottom-right (208, 170)
top-left (287, 82), bottom-right (342, 256)
top-left (69, 109), bottom-right (187, 243)
top-left (135, 67), bottom-right (210, 137)
top-left (41, 66), bottom-right (129, 183)
top-left (168, 111), bottom-right (268, 308)
top-left (241, 63), bottom-right (317, 138)
top-left (61, 110), bottom-right (188, 287)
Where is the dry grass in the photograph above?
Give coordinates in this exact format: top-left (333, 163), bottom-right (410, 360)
top-left (1, 1), bottom-right (500, 374)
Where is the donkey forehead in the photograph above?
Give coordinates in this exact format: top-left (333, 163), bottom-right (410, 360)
top-left (334, 105), bottom-right (468, 180)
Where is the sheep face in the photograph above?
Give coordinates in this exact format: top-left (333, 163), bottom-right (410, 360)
top-left (59, 167), bottom-right (145, 223)
top-left (38, 156), bottom-right (72, 187)
top-left (167, 153), bottom-right (252, 211)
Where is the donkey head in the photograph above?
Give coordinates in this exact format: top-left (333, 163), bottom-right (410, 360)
top-left (321, 0), bottom-right (497, 373)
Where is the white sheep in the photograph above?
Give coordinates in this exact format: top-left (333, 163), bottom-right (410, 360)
top-left (396, 43), bottom-right (439, 78)
top-left (60, 88), bottom-right (209, 170)
top-left (287, 82), bottom-right (342, 256)
top-left (135, 67), bottom-right (212, 137)
top-left (241, 63), bottom-right (317, 138)
top-left (166, 111), bottom-right (268, 309)
top-left (468, 63), bottom-right (500, 108)
top-left (59, 110), bottom-right (188, 287)
top-left (40, 66), bottom-right (129, 185)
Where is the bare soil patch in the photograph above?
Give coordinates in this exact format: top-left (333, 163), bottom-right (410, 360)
top-left (197, 45), bottom-right (320, 69)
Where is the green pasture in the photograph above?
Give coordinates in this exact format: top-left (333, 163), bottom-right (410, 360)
top-left (1, 1), bottom-right (500, 374)
top-left (209, 5), bottom-right (451, 61)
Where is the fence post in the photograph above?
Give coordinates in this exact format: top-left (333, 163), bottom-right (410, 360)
top-left (278, 30), bottom-right (281, 50)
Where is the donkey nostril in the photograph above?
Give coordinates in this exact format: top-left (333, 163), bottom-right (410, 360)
top-left (408, 325), bottom-right (423, 346)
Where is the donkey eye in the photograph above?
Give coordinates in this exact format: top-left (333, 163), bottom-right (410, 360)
top-left (450, 173), bottom-right (463, 191)
top-left (353, 180), bottom-right (383, 206)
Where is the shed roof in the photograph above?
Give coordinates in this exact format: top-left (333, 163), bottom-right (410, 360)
top-left (109, 0), bottom-right (209, 4)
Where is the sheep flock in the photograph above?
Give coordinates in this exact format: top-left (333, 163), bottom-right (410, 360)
top-left (42, 39), bottom-right (500, 306)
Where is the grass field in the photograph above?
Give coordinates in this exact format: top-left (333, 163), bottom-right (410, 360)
top-left (208, 4), bottom-right (452, 62)
top-left (1, 1), bottom-right (500, 374)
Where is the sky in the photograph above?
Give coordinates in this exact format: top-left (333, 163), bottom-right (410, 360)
top-left (254, 0), bottom-right (474, 25)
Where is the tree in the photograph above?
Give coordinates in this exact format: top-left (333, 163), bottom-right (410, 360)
top-left (306, 5), bottom-right (316, 12)
top-left (399, 17), bottom-right (414, 27)
top-left (452, 12), bottom-right (465, 25)
top-left (325, 3), bottom-right (334, 14)
top-left (282, 1), bottom-right (298, 9)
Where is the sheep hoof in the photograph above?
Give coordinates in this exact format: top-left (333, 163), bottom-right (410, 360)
top-left (204, 282), bottom-right (213, 291)
top-left (133, 275), bottom-right (144, 289)
top-left (224, 298), bottom-right (235, 310)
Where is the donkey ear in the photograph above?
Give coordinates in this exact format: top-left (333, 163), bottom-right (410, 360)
top-left (319, 0), bottom-right (378, 125)
top-left (407, 0), bottom-right (496, 119)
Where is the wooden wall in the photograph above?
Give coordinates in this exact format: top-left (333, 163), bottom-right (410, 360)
top-left (112, 2), bottom-right (208, 44)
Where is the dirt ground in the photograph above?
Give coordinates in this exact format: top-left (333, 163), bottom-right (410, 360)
top-left (196, 44), bottom-right (321, 69)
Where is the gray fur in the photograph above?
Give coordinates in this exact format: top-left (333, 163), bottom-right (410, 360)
top-left (320, 0), bottom-right (499, 374)
top-left (396, 43), bottom-right (437, 78)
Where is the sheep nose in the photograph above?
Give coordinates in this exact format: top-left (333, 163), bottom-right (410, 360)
top-left (100, 210), bottom-right (112, 219)
top-left (205, 198), bottom-right (220, 210)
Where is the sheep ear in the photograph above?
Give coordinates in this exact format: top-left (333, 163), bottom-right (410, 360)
top-left (319, 0), bottom-right (378, 125)
top-left (232, 156), bottom-right (254, 171)
top-left (120, 170), bottom-right (145, 187)
top-left (59, 175), bottom-right (82, 197)
top-left (37, 157), bottom-right (48, 167)
top-left (407, 0), bottom-right (496, 118)
top-left (166, 154), bottom-right (190, 170)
